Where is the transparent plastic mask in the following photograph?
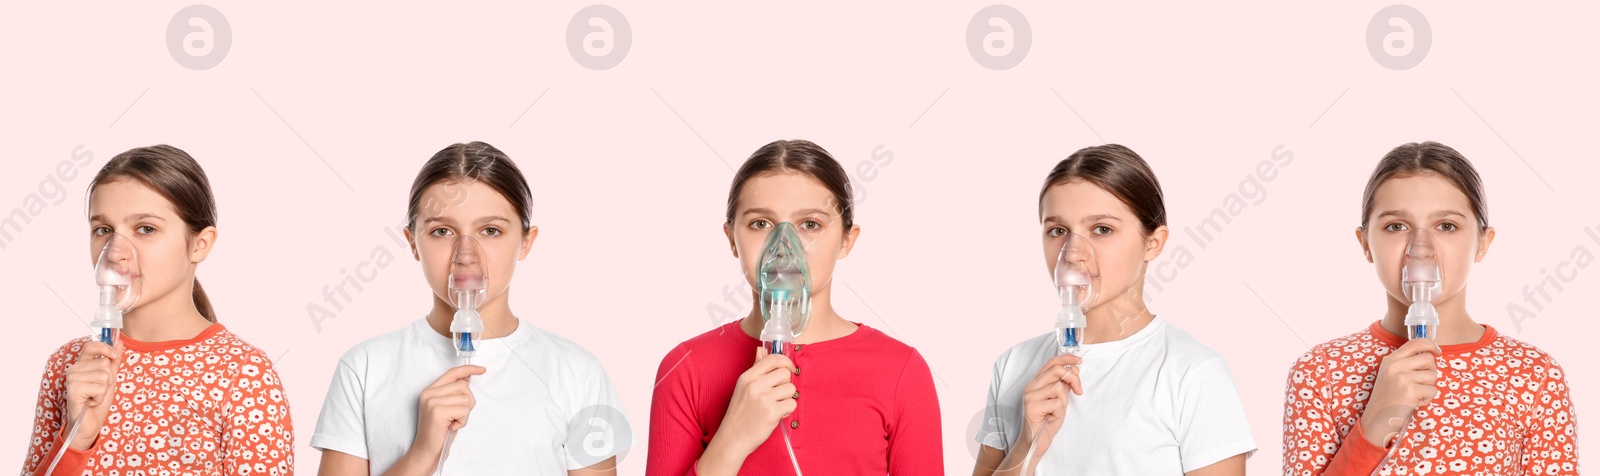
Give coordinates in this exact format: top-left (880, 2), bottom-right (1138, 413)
top-left (446, 236), bottom-right (487, 358)
top-left (1400, 229), bottom-right (1442, 340)
top-left (91, 232), bottom-right (141, 345)
top-left (757, 222), bottom-right (812, 355)
top-left (1053, 233), bottom-right (1100, 354)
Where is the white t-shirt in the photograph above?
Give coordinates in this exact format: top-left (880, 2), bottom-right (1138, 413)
top-left (977, 317), bottom-right (1255, 475)
top-left (311, 318), bottom-right (632, 475)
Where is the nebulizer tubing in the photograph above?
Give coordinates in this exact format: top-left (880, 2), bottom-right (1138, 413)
top-left (756, 222), bottom-right (811, 476)
top-left (436, 236), bottom-right (487, 476)
top-left (1370, 230), bottom-right (1441, 476)
top-left (1018, 234), bottom-right (1097, 475)
top-left (47, 233), bottom-right (141, 475)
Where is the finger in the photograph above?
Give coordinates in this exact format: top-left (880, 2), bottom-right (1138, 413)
top-left (68, 359), bottom-right (113, 375)
top-left (769, 383), bottom-right (797, 402)
top-left (1029, 381), bottom-right (1068, 404)
top-left (1411, 369), bottom-right (1439, 386)
top-left (763, 354), bottom-right (796, 373)
top-left (753, 369), bottom-right (793, 390)
top-left (78, 341), bottom-right (117, 362)
top-left (429, 366), bottom-right (487, 387)
top-left (1026, 366), bottom-right (1070, 392)
top-left (756, 346), bottom-right (768, 363)
top-left (433, 380), bottom-right (474, 397)
top-left (1061, 371), bottom-right (1085, 396)
top-left (1042, 353), bottom-right (1084, 369)
top-left (66, 371), bottom-right (112, 389)
top-left (1045, 396), bottom-right (1069, 420)
top-left (1393, 338), bottom-right (1440, 358)
top-left (1394, 353), bottom-right (1439, 372)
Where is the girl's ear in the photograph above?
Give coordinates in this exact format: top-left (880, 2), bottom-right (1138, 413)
top-left (1474, 227), bottom-right (1496, 262)
top-left (836, 224), bottom-right (862, 259)
top-left (518, 226), bottom-right (539, 260)
top-left (1355, 227), bottom-right (1373, 263)
top-left (403, 226), bottom-right (421, 261)
top-left (1142, 225), bottom-right (1169, 261)
top-left (189, 226), bottom-right (218, 263)
top-left (724, 223), bottom-right (739, 258)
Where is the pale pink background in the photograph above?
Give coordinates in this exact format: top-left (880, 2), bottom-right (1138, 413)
top-left (3, 2), bottom-right (1597, 474)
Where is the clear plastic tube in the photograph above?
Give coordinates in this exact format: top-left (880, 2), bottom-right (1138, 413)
top-left (435, 355), bottom-right (471, 476)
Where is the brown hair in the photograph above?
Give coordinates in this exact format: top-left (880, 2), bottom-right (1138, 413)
top-left (1038, 144), bottom-right (1167, 235)
top-left (724, 139), bottom-right (855, 230)
top-left (1360, 141), bottom-right (1488, 232)
top-left (407, 141), bottom-right (533, 233)
top-left (88, 145), bottom-right (219, 322)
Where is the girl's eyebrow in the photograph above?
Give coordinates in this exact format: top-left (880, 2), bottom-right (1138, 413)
top-left (741, 207), bottom-right (835, 217)
top-left (422, 216), bottom-right (512, 226)
top-left (88, 213), bottom-right (167, 223)
top-left (1043, 214), bottom-right (1122, 225)
top-left (1376, 209), bottom-right (1467, 220)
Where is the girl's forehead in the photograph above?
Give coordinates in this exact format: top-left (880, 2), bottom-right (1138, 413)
top-left (419, 180), bottom-right (517, 218)
top-left (1042, 181), bottom-right (1132, 218)
top-left (737, 173), bottom-right (840, 212)
top-left (89, 179), bottom-right (177, 219)
top-left (1371, 174), bottom-right (1473, 213)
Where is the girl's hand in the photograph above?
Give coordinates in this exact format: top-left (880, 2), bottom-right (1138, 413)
top-left (62, 339), bottom-right (123, 450)
top-left (1360, 338), bottom-right (1440, 447)
top-left (710, 347), bottom-right (797, 457)
top-left (1016, 353), bottom-right (1083, 454)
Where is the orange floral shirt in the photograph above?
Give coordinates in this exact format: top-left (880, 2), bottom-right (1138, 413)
top-left (1283, 322), bottom-right (1577, 475)
top-left (20, 324), bottom-right (294, 476)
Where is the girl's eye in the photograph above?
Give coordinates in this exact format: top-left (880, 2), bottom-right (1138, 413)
top-left (1047, 227), bottom-right (1066, 237)
top-left (430, 228), bottom-right (454, 237)
top-left (92, 226), bottom-right (110, 237)
top-left (136, 225), bottom-right (157, 235)
top-left (800, 220), bottom-right (821, 231)
top-left (1092, 225), bottom-right (1113, 236)
top-left (1436, 222), bottom-right (1458, 232)
top-left (749, 219), bottom-right (772, 230)
top-left (481, 227), bottom-right (502, 237)
top-left (1384, 223), bottom-right (1409, 232)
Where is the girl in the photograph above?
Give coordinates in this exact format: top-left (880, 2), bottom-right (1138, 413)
top-left (1281, 142), bottom-right (1578, 475)
top-left (646, 139), bottom-right (943, 475)
top-left (973, 144), bottom-right (1255, 475)
top-left (21, 145), bottom-right (295, 475)
top-left (311, 142), bottom-right (628, 475)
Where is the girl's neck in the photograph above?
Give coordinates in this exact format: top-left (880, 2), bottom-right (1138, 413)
top-left (739, 286), bottom-right (858, 345)
top-left (120, 293), bottom-right (212, 342)
top-left (1378, 293), bottom-right (1484, 346)
top-left (425, 296), bottom-right (520, 339)
top-left (1082, 290), bottom-right (1155, 344)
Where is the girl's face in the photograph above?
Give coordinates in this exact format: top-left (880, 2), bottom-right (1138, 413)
top-left (1359, 173), bottom-right (1493, 308)
top-left (87, 179), bottom-right (214, 313)
top-left (725, 172), bottom-right (859, 296)
top-left (1040, 180), bottom-right (1165, 311)
top-left (408, 180), bottom-right (535, 311)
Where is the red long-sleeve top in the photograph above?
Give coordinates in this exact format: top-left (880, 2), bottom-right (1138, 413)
top-left (646, 320), bottom-right (943, 475)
